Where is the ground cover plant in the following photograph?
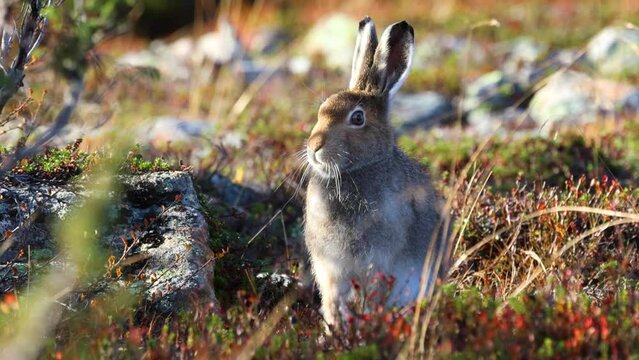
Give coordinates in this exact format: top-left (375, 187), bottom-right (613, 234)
top-left (0, 0), bottom-right (638, 359)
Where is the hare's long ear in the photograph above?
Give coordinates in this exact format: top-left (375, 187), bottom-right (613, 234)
top-left (349, 16), bottom-right (378, 91)
top-left (369, 21), bottom-right (414, 98)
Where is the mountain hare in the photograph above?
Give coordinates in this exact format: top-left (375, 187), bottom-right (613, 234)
top-left (304, 17), bottom-right (448, 326)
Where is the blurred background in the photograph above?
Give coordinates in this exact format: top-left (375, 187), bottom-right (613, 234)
top-left (3, 0), bottom-right (638, 187)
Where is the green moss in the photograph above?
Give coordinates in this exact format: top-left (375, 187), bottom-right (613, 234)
top-left (10, 139), bottom-right (94, 181)
top-left (121, 145), bottom-right (172, 173)
top-left (337, 345), bottom-right (381, 360)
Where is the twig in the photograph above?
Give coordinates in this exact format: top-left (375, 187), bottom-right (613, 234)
top-left (0, 0), bottom-right (50, 114)
top-left (0, 77), bottom-right (84, 176)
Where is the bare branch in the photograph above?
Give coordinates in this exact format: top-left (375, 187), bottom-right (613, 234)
top-left (0, 76), bottom-right (83, 175)
top-left (0, 0), bottom-right (50, 114)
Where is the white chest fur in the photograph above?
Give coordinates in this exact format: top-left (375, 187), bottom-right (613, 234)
top-left (305, 182), bottom-right (417, 288)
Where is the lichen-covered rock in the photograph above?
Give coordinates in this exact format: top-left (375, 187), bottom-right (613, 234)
top-left (114, 172), bottom-right (216, 313)
top-left (0, 171), bottom-right (217, 313)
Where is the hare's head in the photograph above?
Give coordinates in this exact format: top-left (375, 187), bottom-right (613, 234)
top-left (306, 17), bottom-right (414, 178)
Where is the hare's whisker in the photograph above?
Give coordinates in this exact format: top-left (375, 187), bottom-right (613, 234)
top-left (335, 162), bottom-right (342, 201)
top-left (332, 162), bottom-right (340, 201)
top-left (293, 164), bottom-right (310, 199)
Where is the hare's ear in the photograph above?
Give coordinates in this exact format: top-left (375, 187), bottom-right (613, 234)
top-left (349, 16), bottom-right (378, 91)
top-left (369, 21), bottom-right (414, 98)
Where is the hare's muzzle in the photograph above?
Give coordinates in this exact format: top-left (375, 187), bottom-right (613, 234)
top-left (308, 131), bottom-right (325, 153)
top-left (306, 147), bottom-right (325, 165)
top-left (307, 131), bottom-right (327, 163)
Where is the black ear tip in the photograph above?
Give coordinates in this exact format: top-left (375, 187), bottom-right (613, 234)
top-left (398, 20), bottom-right (414, 32)
top-left (390, 20), bottom-right (414, 38)
top-left (359, 16), bottom-right (373, 29)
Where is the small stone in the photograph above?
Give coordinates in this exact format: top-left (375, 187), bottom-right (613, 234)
top-left (529, 70), bottom-right (635, 129)
top-left (144, 117), bottom-right (216, 149)
top-left (392, 92), bottom-right (455, 133)
top-left (249, 27), bottom-right (289, 55)
top-left (288, 56), bottom-right (312, 76)
top-left (196, 18), bottom-right (244, 65)
top-left (463, 71), bottom-right (524, 111)
top-left (586, 26), bottom-right (639, 77)
top-left (168, 37), bottom-right (196, 63)
top-left (499, 37), bottom-right (548, 84)
top-left (466, 108), bottom-right (535, 135)
top-left (302, 13), bottom-right (357, 70)
top-left (619, 90), bottom-right (639, 114)
top-left (210, 173), bottom-right (268, 207)
top-left (117, 41), bottom-right (191, 81)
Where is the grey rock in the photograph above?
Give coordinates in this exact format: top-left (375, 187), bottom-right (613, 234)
top-left (140, 117), bottom-right (244, 167)
top-left (235, 59), bottom-right (274, 84)
top-left (113, 172), bottom-right (216, 313)
top-left (249, 27), bottom-right (289, 55)
top-left (515, 48), bottom-right (585, 89)
top-left (144, 117), bottom-right (217, 148)
top-left (499, 37), bottom-right (548, 86)
top-left (288, 56), bottom-right (312, 76)
top-left (117, 19), bottom-right (245, 82)
top-left (0, 127), bottom-right (23, 146)
top-left (529, 71), bottom-right (598, 128)
top-left (0, 172), bottom-right (217, 313)
top-left (196, 18), bottom-right (244, 66)
top-left (586, 26), bottom-right (639, 77)
top-left (210, 173), bottom-right (268, 207)
top-left (503, 37), bottom-right (547, 66)
top-left (142, 117), bottom-right (218, 166)
top-left (466, 108), bottom-right (535, 135)
top-left (529, 70), bottom-right (635, 129)
top-left (302, 13), bottom-right (357, 70)
top-left (463, 70), bottom-right (524, 111)
top-left (392, 92), bottom-right (455, 133)
top-left (620, 90), bottom-right (639, 114)
top-left (256, 271), bottom-right (301, 309)
top-left (118, 40), bottom-right (191, 81)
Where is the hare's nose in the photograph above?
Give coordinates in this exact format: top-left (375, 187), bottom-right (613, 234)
top-left (308, 133), bottom-right (325, 152)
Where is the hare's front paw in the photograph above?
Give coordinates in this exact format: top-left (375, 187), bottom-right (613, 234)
top-left (321, 296), bottom-right (353, 334)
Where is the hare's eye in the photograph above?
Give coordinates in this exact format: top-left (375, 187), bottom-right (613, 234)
top-left (349, 110), bottom-right (365, 127)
